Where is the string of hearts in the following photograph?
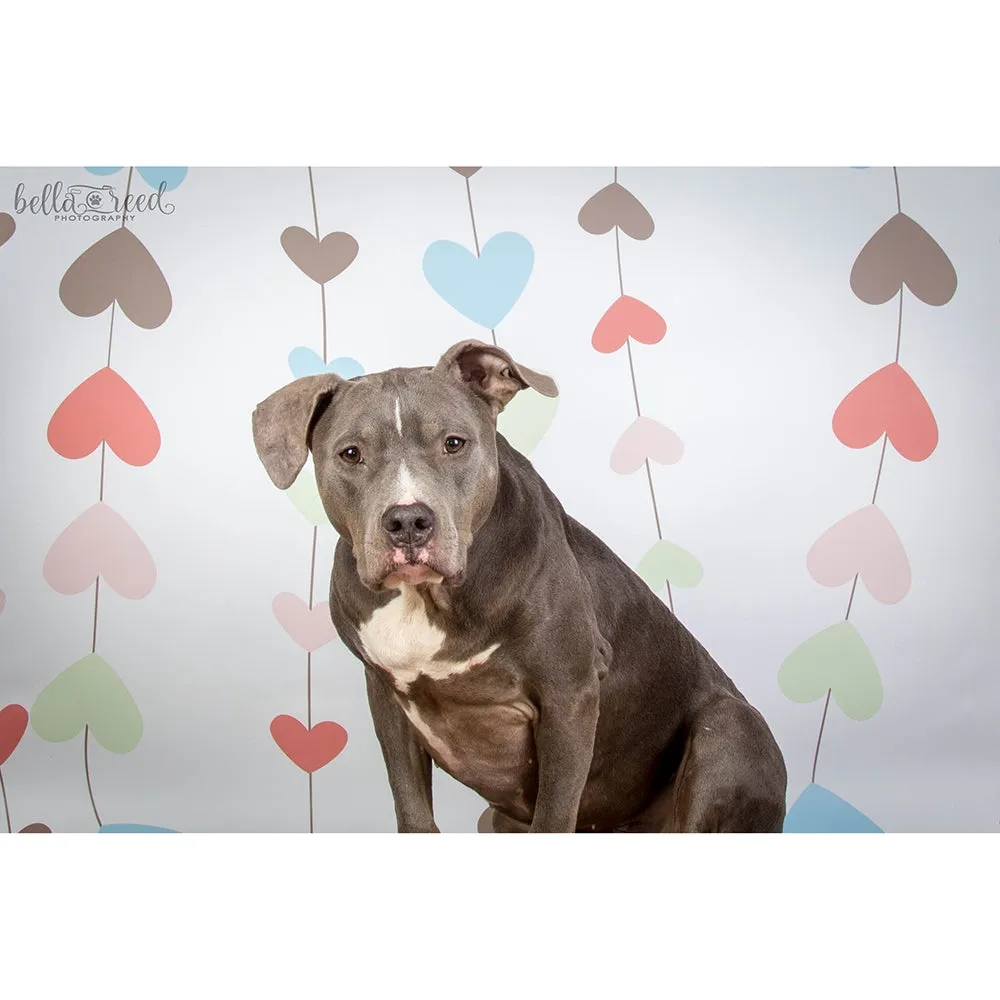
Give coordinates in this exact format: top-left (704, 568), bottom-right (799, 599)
top-left (423, 167), bottom-right (560, 458)
top-left (780, 166), bottom-right (955, 833)
top-left (578, 167), bottom-right (702, 612)
top-left (0, 222), bottom-right (46, 833)
top-left (269, 167), bottom-right (357, 829)
top-left (22, 166), bottom-right (187, 834)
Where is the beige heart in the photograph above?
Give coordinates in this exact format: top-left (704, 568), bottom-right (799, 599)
top-left (450, 167), bottom-right (481, 178)
top-left (578, 182), bottom-right (655, 240)
top-left (280, 227), bottom-right (359, 284)
top-left (850, 212), bottom-right (957, 307)
top-left (59, 228), bottom-right (172, 329)
top-left (0, 212), bottom-right (14, 247)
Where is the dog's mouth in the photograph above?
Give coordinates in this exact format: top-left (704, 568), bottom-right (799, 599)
top-left (378, 546), bottom-right (463, 589)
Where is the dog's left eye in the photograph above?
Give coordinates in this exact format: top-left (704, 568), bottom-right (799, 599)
top-left (444, 436), bottom-right (466, 454)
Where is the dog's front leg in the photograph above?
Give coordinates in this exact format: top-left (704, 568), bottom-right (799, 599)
top-left (529, 669), bottom-right (601, 833)
top-left (364, 666), bottom-right (439, 833)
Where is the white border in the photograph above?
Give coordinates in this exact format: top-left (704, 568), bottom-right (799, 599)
top-left (2, 834), bottom-right (997, 996)
top-left (5, 0), bottom-right (999, 164)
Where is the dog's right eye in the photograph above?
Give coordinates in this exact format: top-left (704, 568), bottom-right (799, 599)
top-left (339, 446), bottom-right (362, 465)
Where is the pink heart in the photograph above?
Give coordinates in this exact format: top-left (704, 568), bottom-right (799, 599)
top-left (270, 715), bottom-right (348, 773)
top-left (42, 502), bottom-right (156, 599)
top-left (806, 504), bottom-right (910, 605)
top-left (610, 416), bottom-right (684, 474)
top-left (0, 589), bottom-right (5, 616)
top-left (272, 593), bottom-right (339, 652)
top-left (591, 295), bottom-right (666, 354)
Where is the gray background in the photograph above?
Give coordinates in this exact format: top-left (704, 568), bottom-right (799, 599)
top-left (1, 166), bottom-right (998, 832)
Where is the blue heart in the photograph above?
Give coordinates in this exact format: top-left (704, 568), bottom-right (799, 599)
top-left (288, 348), bottom-right (365, 381)
top-left (783, 783), bottom-right (882, 833)
top-left (84, 166), bottom-right (188, 190)
top-left (423, 232), bottom-right (534, 329)
top-left (99, 823), bottom-right (179, 833)
top-left (137, 167), bottom-right (188, 191)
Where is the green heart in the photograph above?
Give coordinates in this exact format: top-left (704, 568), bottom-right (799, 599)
top-left (31, 654), bottom-right (143, 753)
top-left (636, 539), bottom-right (703, 592)
top-left (285, 459), bottom-right (330, 527)
top-left (498, 381), bottom-right (559, 456)
top-left (777, 621), bottom-right (882, 721)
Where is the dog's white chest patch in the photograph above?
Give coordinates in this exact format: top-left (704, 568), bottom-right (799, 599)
top-left (358, 585), bottom-right (500, 689)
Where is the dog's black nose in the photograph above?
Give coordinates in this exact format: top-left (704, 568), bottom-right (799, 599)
top-left (382, 503), bottom-right (435, 549)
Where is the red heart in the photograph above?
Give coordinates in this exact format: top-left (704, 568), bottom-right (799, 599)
top-left (833, 362), bottom-right (938, 462)
top-left (270, 715), bottom-right (348, 774)
top-left (0, 704), bottom-right (29, 766)
top-left (592, 295), bottom-right (666, 354)
top-left (48, 367), bottom-right (160, 466)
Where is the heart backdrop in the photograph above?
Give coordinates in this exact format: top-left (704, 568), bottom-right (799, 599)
top-left (423, 232), bottom-right (534, 329)
top-left (59, 227), bottom-right (172, 329)
top-left (270, 715), bottom-right (348, 774)
top-left (783, 783), bottom-right (883, 833)
top-left (592, 295), bottom-right (666, 354)
top-left (850, 212), bottom-right (958, 307)
top-left (610, 417), bottom-right (684, 475)
top-left (47, 367), bottom-right (161, 466)
top-left (778, 621), bottom-right (882, 722)
top-left (0, 704), bottom-right (29, 766)
top-left (280, 227), bottom-right (359, 284)
top-left (284, 461), bottom-right (331, 526)
top-left (0, 212), bottom-right (14, 247)
top-left (272, 594), bottom-right (339, 652)
top-left (31, 653), bottom-right (143, 753)
top-left (807, 504), bottom-right (911, 604)
top-left (498, 381), bottom-right (560, 456)
top-left (42, 501), bottom-right (157, 599)
top-left (636, 539), bottom-right (704, 592)
top-left (288, 348), bottom-right (364, 381)
top-left (578, 182), bottom-right (655, 240)
top-left (833, 362), bottom-right (938, 462)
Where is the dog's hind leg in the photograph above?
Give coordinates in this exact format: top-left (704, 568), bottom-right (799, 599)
top-left (667, 696), bottom-right (787, 833)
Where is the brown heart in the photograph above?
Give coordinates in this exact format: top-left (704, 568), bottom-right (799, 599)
top-left (19, 822), bottom-right (52, 833)
top-left (578, 182), bottom-right (655, 241)
top-left (477, 807), bottom-right (494, 833)
top-left (850, 212), bottom-right (957, 307)
top-left (280, 227), bottom-right (359, 284)
top-left (450, 167), bottom-right (481, 178)
top-left (59, 227), bottom-right (172, 329)
top-left (0, 212), bottom-right (14, 247)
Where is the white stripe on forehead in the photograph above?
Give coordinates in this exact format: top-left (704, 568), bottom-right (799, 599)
top-left (394, 397), bottom-right (403, 437)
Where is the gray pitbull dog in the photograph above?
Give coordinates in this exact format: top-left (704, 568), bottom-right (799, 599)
top-left (252, 339), bottom-right (787, 833)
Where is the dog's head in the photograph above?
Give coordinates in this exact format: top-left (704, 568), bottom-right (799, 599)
top-left (252, 339), bottom-right (558, 592)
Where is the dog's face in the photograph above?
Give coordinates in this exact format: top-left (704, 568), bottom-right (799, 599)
top-left (252, 340), bottom-right (558, 592)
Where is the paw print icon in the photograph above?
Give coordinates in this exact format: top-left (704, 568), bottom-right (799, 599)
top-left (65, 184), bottom-right (119, 216)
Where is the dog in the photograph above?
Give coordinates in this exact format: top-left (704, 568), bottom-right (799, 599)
top-left (252, 339), bottom-right (787, 832)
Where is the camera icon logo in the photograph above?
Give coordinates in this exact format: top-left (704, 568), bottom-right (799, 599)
top-left (65, 184), bottom-right (119, 216)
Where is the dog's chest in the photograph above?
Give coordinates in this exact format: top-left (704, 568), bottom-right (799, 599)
top-left (357, 585), bottom-right (499, 691)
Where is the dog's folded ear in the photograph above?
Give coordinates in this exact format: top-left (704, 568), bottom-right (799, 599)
top-left (252, 373), bottom-right (345, 489)
top-left (434, 340), bottom-right (558, 413)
